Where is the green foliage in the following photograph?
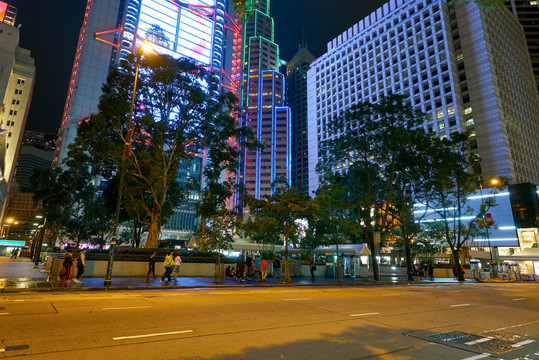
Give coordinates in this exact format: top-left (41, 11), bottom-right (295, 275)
top-left (71, 53), bottom-right (237, 248)
top-left (31, 162), bottom-right (111, 246)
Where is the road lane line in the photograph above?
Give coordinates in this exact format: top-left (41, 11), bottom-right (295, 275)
top-left (282, 298), bottom-right (311, 301)
top-left (512, 298), bottom-right (526, 301)
top-left (103, 306), bottom-right (151, 310)
top-left (113, 330), bottom-right (193, 341)
top-left (512, 340), bottom-right (535, 347)
top-left (461, 353), bottom-right (490, 360)
top-left (465, 337), bottom-right (493, 346)
top-left (451, 304), bottom-right (470, 307)
top-left (350, 312), bottom-right (380, 317)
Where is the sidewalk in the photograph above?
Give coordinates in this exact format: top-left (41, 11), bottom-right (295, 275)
top-left (0, 257), bottom-right (467, 293)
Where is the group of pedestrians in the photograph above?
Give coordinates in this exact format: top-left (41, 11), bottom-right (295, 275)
top-left (58, 248), bottom-right (86, 283)
top-left (232, 254), bottom-right (281, 282)
top-left (160, 250), bottom-right (182, 285)
top-left (413, 263), bottom-right (434, 281)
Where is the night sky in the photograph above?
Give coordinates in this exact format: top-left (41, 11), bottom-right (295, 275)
top-left (10, 0), bottom-right (387, 133)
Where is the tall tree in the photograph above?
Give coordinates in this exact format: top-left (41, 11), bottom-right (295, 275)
top-left (246, 187), bottom-right (312, 283)
top-left (72, 54), bottom-right (237, 248)
top-left (317, 94), bottom-right (426, 281)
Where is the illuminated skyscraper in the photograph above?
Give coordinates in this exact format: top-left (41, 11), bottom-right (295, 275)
top-left (308, 0), bottom-right (539, 195)
top-left (0, 1), bottom-right (35, 220)
top-left (286, 46), bottom-right (315, 196)
top-left (54, 0), bottom-right (236, 240)
top-left (55, 0), bottom-right (231, 167)
top-left (238, 0), bottom-right (291, 216)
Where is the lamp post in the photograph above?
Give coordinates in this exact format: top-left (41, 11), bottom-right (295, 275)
top-left (33, 216), bottom-right (46, 267)
top-left (2, 217), bottom-right (14, 238)
top-left (478, 177), bottom-right (499, 279)
top-left (104, 41), bottom-right (153, 286)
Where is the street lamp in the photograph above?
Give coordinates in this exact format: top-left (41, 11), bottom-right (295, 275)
top-left (104, 41), bottom-right (154, 286)
top-left (478, 177), bottom-right (499, 279)
top-left (2, 217), bottom-right (14, 238)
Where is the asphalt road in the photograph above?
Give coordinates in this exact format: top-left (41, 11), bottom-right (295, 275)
top-left (0, 283), bottom-right (538, 359)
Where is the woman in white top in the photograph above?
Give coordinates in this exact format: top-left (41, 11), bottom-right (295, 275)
top-left (172, 251), bottom-right (182, 283)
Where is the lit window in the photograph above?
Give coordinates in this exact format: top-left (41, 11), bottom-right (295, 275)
top-left (466, 118), bottom-right (474, 126)
top-left (456, 52), bottom-right (463, 61)
top-left (464, 106), bottom-right (472, 115)
top-left (438, 121), bottom-right (445, 130)
top-left (468, 130), bottom-right (476, 138)
top-left (436, 110), bottom-right (444, 119)
top-left (447, 106), bottom-right (455, 115)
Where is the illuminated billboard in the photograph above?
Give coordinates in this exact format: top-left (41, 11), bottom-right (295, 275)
top-left (137, 0), bottom-right (216, 65)
top-left (0, 1), bottom-right (7, 23)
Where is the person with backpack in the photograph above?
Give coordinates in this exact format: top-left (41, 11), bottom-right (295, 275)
top-left (59, 250), bottom-right (74, 282)
top-left (160, 250), bottom-right (174, 285)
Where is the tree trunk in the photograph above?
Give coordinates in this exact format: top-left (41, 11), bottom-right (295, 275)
top-left (451, 248), bottom-right (465, 281)
top-left (145, 204), bottom-right (162, 249)
top-left (284, 232), bottom-right (291, 283)
top-left (404, 239), bottom-right (414, 282)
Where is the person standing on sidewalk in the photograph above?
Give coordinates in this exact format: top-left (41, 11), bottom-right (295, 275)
top-left (160, 250), bottom-right (174, 284)
top-left (260, 257), bottom-right (268, 282)
top-left (73, 249), bottom-right (86, 283)
top-left (273, 256), bottom-right (281, 280)
top-left (146, 252), bottom-right (156, 280)
top-left (245, 253), bottom-right (253, 280)
top-left (172, 251), bottom-right (182, 283)
top-left (59, 250), bottom-right (74, 282)
top-left (236, 254), bottom-right (245, 281)
top-left (310, 257), bottom-right (316, 280)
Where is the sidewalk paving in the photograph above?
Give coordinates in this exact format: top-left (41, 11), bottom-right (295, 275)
top-left (0, 257), bottom-right (468, 293)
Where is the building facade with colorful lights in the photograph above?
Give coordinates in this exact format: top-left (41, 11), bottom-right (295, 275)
top-left (307, 0), bottom-right (539, 196)
top-left (286, 46), bottom-right (315, 196)
top-left (237, 0), bottom-right (291, 218)
top-left (0, 2), bottom-right (35, 222)
top-left (54, 0), bottom-right (240, 241)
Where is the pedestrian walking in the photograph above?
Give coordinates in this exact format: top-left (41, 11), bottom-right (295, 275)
top-left (452, 266), bottom-right (458, 279)
top-left (245, 253), bottom-right (253, 280)
top-left (254, 254), bottom-right (261, 279)
top-left (428, 263), bottom-right (434, 281)
top-left (146, 252), bottom-right (156, 280)
top-left (260, 257), bottom-right (267, 282)
top-left (310, 257), bottom-right (316, 280)
top-left (236, 254), bottom-right (245, 281)
top-left (59, 250), bottom-right (74, 282)
top-left (73, 248), bottom-right (86, 283)
top-left (160, 250), bottom-right (174, 284)
top-left (10, 248), bottom-right (19, 259)
top-left (273, 256), bottom-right (281, 280)
top-left (172, 251), bottom-right (182, 283)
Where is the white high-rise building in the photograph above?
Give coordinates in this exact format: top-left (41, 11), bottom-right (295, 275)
top-left (307, 0), bottom-right (539, 195)
top-left (0, 2), bottom-right (35, 220)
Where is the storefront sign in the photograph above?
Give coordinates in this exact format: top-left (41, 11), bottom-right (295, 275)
top-left (0, 240), bottom-right (25, 246)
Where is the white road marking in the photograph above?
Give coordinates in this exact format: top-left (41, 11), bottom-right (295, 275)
top-left (102, 306), bottom-right (150, 311)
top-left (512, 340), bottom-right (536, 347)
top-left (465, 337), bottom-right (493, 346)
top-left (282, 298), bottom-right (311, 301)
top-left (512, 298), bottom-right (526, 301)
top-left (350, 312), bottom-right (380, 317)
top-left (451, 303), bottom-right (470, 307)
top-left (113, 330), bottom-right (193, 341)
top-left (461, 353), bottom-right (490, 360)
top-left (490, 320), bottom-right (539, 332)
top-left (0, 313), bottom-right (9, 315)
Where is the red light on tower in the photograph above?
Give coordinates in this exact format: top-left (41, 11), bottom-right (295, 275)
top-left (0, 2), bottom-right (7, 23)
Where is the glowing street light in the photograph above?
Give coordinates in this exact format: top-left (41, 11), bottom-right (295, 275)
top-left (478, 176), bottom-right (500, 279)
top-left (104, 41), bottom-right (154, 286)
